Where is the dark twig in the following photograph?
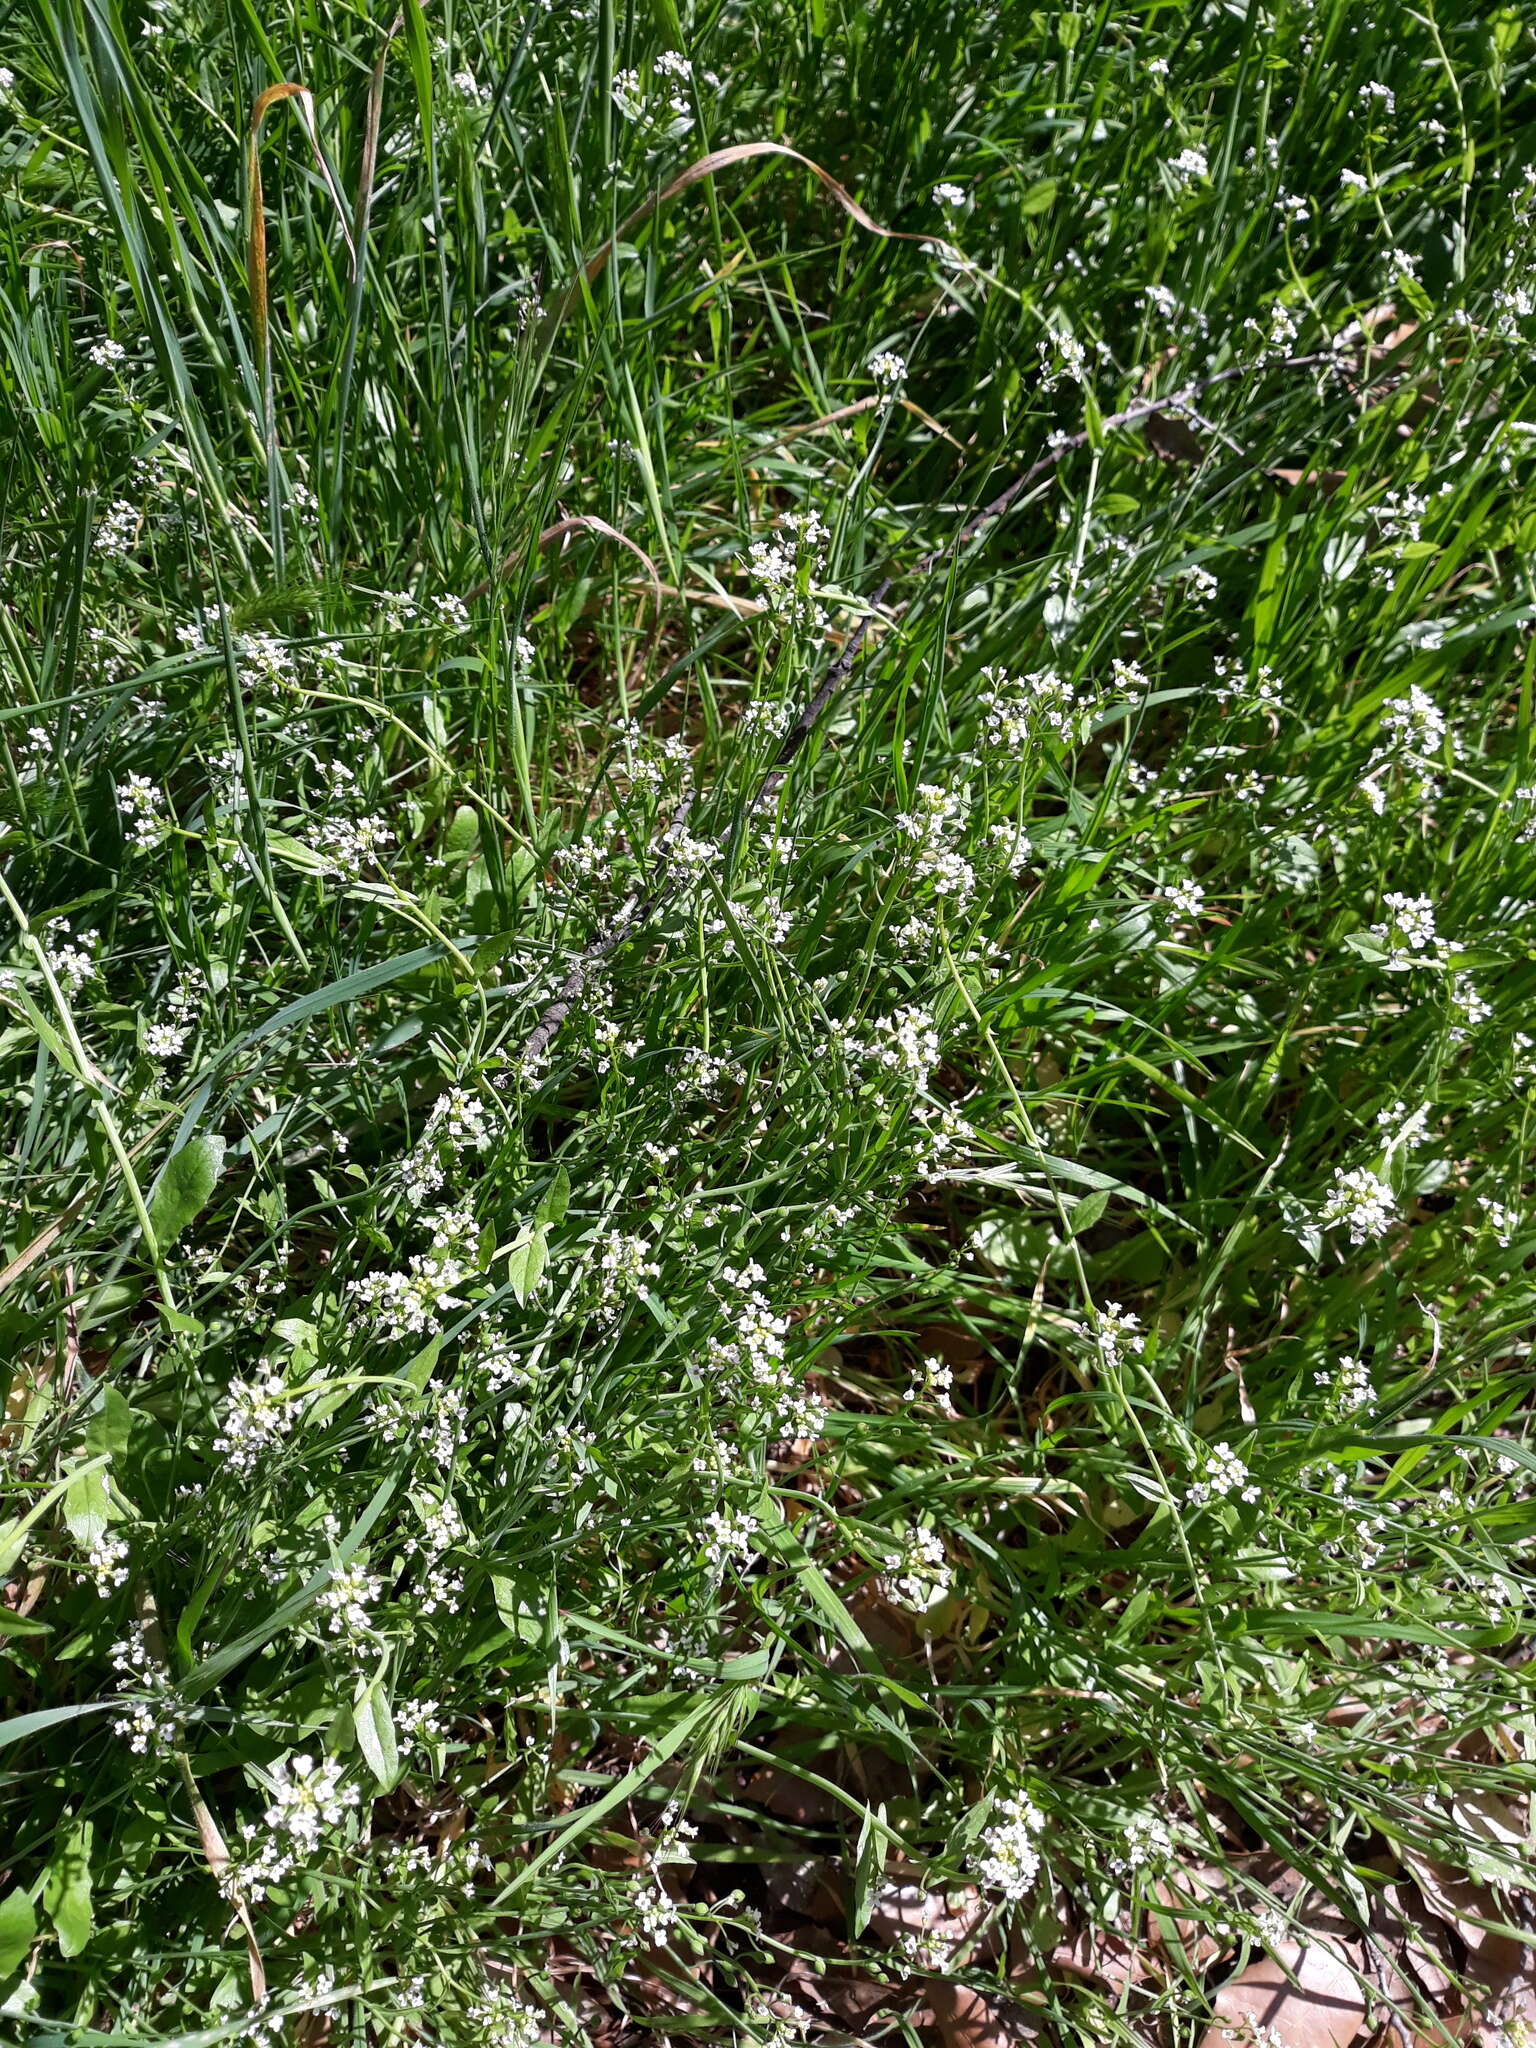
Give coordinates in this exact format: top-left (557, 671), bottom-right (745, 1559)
top-left (512, 348), bottom-right (1348, 1072)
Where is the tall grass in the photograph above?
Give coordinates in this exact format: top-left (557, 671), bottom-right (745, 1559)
top-left (2, 1), bottom-right (1535, 2044)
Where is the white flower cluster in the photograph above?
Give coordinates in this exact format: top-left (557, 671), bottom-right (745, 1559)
top-left (1320, 1165), bottom-right (1396, 1245)
top-left (867, 1004), bottom-right (941, 1091)
top-left (977, 665), bottom-right (1079, 749)
top-left (1094, 1302), bottom-right (1144, 1370)
top-left (745, 508), bottom-right (830, 636)
top-left (84, 1530), bottom-right (130, 1593)
top-left (407, 1495), bottom-right (467, 1615)
top-left (1162, 875), bottom-right (1206, 922)
top-left (1360, 685), bottom-right (1455, 811)
top-left (374, 1383), bottom-right (469, 1468)
top-left (976, 1790), bottom-right (1044, 1902)
top-left (1109, 1807), bottom-right (1175, 1879)
top-left (1315, 1352), bottom-right (1372, 1409)
top-left (1166, 145), bottom-right (1209, 185)
top-left (1479, 1195), bottom-right (1520, 1247)
top-left (612, 49), bottom-right (714, 136)
top-left (117, 771), bottom-right (167, 852)
top-left (464, 1985), bottom-right (545, 2048)
top-left (214, 1373), bottom-right (297, 1478)
top-left (350, 1244), bottom-right (470, 1342)
top-left (45, 920), bottom-right (97, 996)
top-left (1369, 891), bottom-right (1443, 969)
top-left (403, 1084), bottom-right (495, 1206)
top-left (316, 1560), bottom-right (382, 1651)
top-left (311, 811), bottom-right (393, 884)
top-left (869, 349), bottom-right (907, 399)
top-left (1185, 1441), bottom-right (1260, 1508)
top-left (233, 1754), bottom-right (358, 1902)
top-left (706, 1263), bottom-right (825, 1443)
top-left (144, 965), bottom-right (204, 1063)
top-left (94, 499), bottom-right (140, 557)
top-left (880, 1523), bottom-right (951, 1610)
top-left (109, 1626), bottom-right (184, 1753)
top-left (894, 782), bottom-right (974, 900)
top-left (89, 336), bottom-right (127, 366)
top-left (701, 1503), bottom-right (759, 1569)
top-left (597, 1229), bottom-right (660, 1301)
top-left (380, 591), bottom-right (470, 633)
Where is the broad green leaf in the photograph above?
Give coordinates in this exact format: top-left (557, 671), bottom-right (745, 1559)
top-left (62, 1462), bottom-right (111, 1548)
top-left (505, 1225), bottom-right (549, 1304)
top-left (148, 1135), bottom-right (225, 1245)
top-left (354, 1678), bottom-right (400, 1790)
top-left (535, 1165), bottom-right (570, 1226)
top-left (84, 1386), bottom-right (132, 1462)
top-left (0, 1888), bottom-right (36, 1978)
top-left (43, 1819), bottom-right (93, 1958)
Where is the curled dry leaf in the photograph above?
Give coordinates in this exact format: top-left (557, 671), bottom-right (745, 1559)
top-left (1144, 408), bottom-right (1207, 463)
top-left (927, 1980), bottom-right (1044, 2048)
top-left (1200, 1938), bottom-right (1367, 2048)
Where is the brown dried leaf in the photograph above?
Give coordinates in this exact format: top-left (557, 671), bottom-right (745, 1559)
top-left (927, 1981), bottom-right (1044, 2048)
top-left (742, 1765), bottom-right (841, 1829)
top-left (1267, 467), bottom-right (1349, 494)
top-left (1396, 1851), bottom-right (1504, 1955)
top-left (759, 1856), bottom-right (843, 1926)
top-left (1144, 409), bottom-right (1207, 463)
top-left (868, 1880), bottom-right (989, 1964)
top-left (1199, 1938), bottom-right (1367, 2048)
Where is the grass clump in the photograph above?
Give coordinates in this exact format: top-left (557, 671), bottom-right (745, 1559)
top-left (2, 1), bottom-right (1535, 2045)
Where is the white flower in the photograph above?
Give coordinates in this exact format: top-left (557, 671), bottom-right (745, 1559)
top-left (465, 1985), bottom-right (545, 2048)
top-left (89, 337), bottom-right (127, 367)
top-left (117, 772), bottom-right (167, 850)
top-left (744, 509), bottom-right (830, 635)
top-left (880, 1523), bottom-right (951, 1610)
top-left (701, 1505), bottom-right (758, 1568)
top-left (261, 1753), bottom-right (357, 1849)
top-left (1186, 1440), bottom-right (1260, 1508)
top-left (933, 181), bottom-right (966, 208)
top-left (1316, 1353), bottom-right (1372, 1410)
top-left (1162, 877), bottom-right (1205, 921)
top-left (94, 499), bottom-right (140, 556)
top-left (1340, 167), bottom-right (1369, 191)
top-left (1320, 1166), bottom-right (1396, 1245)
top-left (1166, 146), bottom-right (1208, 184)
top-left (1369, 892), bottom-right (1442, 968)
top-left (84, 1530), bottom-right (130, 1593)
top-left (869, 349), bottom-right (907, 399)
top-left (977, 1790), bottom-right (1043, 1902)
top-left (213, 1374), bottom-right (296, 1477)
top-left (316, 1560), bottom-right (382, 1647)
top-left (1094, 1302), bottom-right (1144, 1369)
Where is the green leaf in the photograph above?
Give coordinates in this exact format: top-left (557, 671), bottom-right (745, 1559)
top-left (0, 1888), bottom-right (36, 1978)
top-left (43, 1819), bottom-right (93, 1958)
top-left (148, 1135), bottom-right (225, 1246)
top-left (84, 1387), bottom-right (132, 1462)
top-left (62, 1462), bottom-right (111, 1548)
top-left (354, 1677), bottom-right (400, 1790)
top-left (535, 1166), bottom-right (570, 1226)
top-left (850, 1799), bottom-right (885, 1935)
top-left (505, 1224), bottom-right (549, 1305)
top-left (442, 804), bottom-right (479, 861)
top-left (1020, 175), bottom-right (1058, 215)
top-left (1071, 1188), bottom-right (1110, 1235)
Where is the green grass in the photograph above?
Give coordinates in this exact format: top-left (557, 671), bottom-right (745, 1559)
top-left (2, 1), bottom-right (1536, 2043)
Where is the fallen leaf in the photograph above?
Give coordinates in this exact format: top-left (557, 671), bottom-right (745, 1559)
top-left (1200, 1938), bottom-right (1367, 2048)
top-left (1267, 467), bottom-right (1348, 494)
top-left (928, 1981), bottom-right (1044, 2048)
top-left (1395, 1851), bottom-right (1504, 1955)
top-left (867, 1879), bottom-right (988, 1964)
top-left (1144, 409), bottom-right (1207, 463)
